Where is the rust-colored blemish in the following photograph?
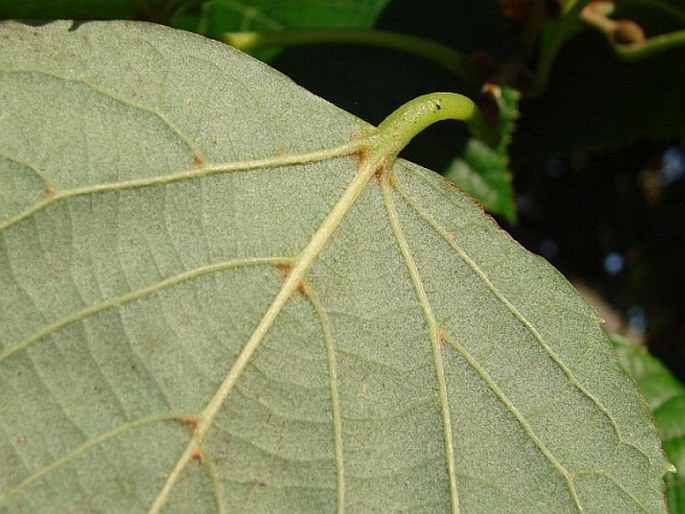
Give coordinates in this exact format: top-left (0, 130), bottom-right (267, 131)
top-left (275, 262), bottom-right (310, 296)
top-left (275, 262), bottom-right (293, 280)
top-left (181, 416), bottom-right (200, 436)
top-left (351, 146), bottom-right (371, 170)
top-left (273, 148), bottom-right (285, 157)
top-left (190, 447), bottom-right (204, 463)
top-left (192, 154), bottom-right (205, 169)
top-left (295, 280), bottom-right (310, 297)
top-left (16, 434), bottom-right (27, 446)
top-left (436, 330), bottom-right (448, 345)
top-left (42, 186), bottom-right (55, 200)
top-left (373, 164), bottom-right (386, 181)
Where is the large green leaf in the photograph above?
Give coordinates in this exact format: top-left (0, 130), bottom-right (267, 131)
top-left (174, 0), bottom-right (389, 34)
top-left (0, 20), bottom-right (668, 512)
top-left (172, 0), bottom-right (390, 62)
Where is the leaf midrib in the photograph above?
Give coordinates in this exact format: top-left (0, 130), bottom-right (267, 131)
top-left (148, 136), bottom-right (385, 513)
top-left (0, 135), bottom-right (369, 512)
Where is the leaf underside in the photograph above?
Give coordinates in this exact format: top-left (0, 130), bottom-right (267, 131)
top-left (0, 21), bottom-right (667, 513)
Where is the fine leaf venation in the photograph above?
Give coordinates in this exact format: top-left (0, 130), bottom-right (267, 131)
top-left (1, 69), bottom-right (200, 155)
top-left (0, 257), bottom-right (292, 365)
top-left (301, 282), bottom-right (346, 513)
top-left (393, 174), bottom-right (622, 445)
top-left (0, 412), bottom-right (192, 506)
top-left (440, 330), bottom-right (582, 509)
top-left (380, 172), bottom-right (460, 513)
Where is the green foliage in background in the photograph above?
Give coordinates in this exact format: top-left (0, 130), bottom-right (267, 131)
top-left (613, 334), bottom-right (685, 512)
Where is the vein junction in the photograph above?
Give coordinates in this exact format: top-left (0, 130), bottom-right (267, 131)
top-left (144, 92), bottom-right (484, 514)
top-left (2, 89), bottom-right (482, 512)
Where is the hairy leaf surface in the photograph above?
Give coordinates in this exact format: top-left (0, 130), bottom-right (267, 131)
top-left (0, 20), bottom-right (667, 513)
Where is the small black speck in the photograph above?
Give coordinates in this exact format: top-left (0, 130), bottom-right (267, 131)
top-left (436, 104), bottom-right (442, 110)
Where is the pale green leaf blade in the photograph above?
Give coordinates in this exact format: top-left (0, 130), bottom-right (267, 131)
top-left (0, 20), bottom-right (667, 513)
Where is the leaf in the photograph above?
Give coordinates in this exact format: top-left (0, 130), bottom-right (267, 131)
top-left (269, 46), bottom-right (517, 220)
top-left (251, 0), bottom-right (515, 219)
top-left (0, 20), bottom-right (668, 512)
top-left (611, 334), bottom-right (685, 513)
top-left (175, 0), bottom-right (389, 33)
top-left (172, 0), bottom-right (391, 61)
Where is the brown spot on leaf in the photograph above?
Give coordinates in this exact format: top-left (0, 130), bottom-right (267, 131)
top-left (373, 164), bottom-right (387, 181)
top-left (16, 435), bottom-right (27, 446)
top-left (42, 186), bottom-right (55, 200)
top-left (436, 330), bottom-right (448, 345)
top-left (275, 262), bottom-right (310, 296)
top-left (273, 148), bottom-right (285, 157)
top-left (192, 154), bottom-right (205, 169)
top-left (181, 416), bottom-right (199, 436)
top-left (295, 280), bottom-right (310, 297)
top-left (385, 168), bottom-right (398, 188)
top-left (190, 447), bottom-right (204, 463)
top-left (276, 262), bottom-right (293, 280)
top-left (352, 146), bottom-right (371, 170)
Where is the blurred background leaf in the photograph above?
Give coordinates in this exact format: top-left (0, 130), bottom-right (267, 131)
top-left (611, 333), bottom-right (685, 513)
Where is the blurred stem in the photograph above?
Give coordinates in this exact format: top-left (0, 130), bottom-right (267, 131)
top-left (616, 29), bottom-right (685, 59)
top-left (220, 29), bottom-right (477, 84)
top-left (527, 0), bottom-right (592, 98)
top-left (580, 3), bottom-right (685, 61)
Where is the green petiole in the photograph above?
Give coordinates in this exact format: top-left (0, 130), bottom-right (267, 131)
top-left (366, 92), bottom-right (494, 161)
